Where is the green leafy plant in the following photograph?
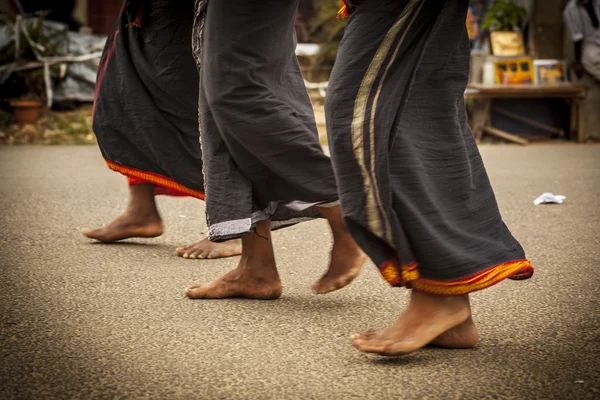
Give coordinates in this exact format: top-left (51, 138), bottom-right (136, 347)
top-left (481, 0), bottom-right (527, 32)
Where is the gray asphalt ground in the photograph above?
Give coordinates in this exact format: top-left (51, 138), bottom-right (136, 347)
top-left (0, 144), bottom-right (599, 400)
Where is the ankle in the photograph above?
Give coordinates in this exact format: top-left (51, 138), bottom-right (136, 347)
top-left (121, 205), bottom-right (160, 221)
top-left (234, 268), bottom-right (280, 283)
top-left (410, 291), bottom-right (470, 310)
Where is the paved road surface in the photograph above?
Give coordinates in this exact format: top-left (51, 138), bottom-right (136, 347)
top-left (1, 145), bottom-right (599, 399)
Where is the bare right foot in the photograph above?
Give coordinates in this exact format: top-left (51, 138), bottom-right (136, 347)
top-left (83, 213), bottom-right (163, 243)
top-left (84, 182), bottom-right (164, 243)
top-left (176, 238), bottom-right (242, 259)
top-left (185, 220), bottom-right (282, 300)
top-left (351, 291), bottom-right (472, 356)
top-left (352, 316), bottom-right (479, 350)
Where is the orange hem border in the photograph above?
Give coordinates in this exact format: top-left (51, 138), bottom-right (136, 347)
top-left (105, 160), bottom-right (205, 200)
top-left (378, 259), bottom-right (533, 296)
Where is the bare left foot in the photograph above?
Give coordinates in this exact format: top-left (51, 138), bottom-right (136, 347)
top-left (312, 234), bottom-right (366, 294)
top-left (351, 291), bottom-right (472, 356)
top-left (176, 238), bottom-right (242, 259)
top-left (312, 205), bottom-right (367, 294)
top-left (185, 265), bottom-right (282, 300)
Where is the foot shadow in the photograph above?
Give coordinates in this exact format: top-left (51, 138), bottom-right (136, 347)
top-left (87, 241), bottom-right (170, 250)
top-left (361, 352), bottom-right (427, 366)
top-left (357, 345), bottom-right (473, 366)
top-left (277, 294), bottom-right (375, 310)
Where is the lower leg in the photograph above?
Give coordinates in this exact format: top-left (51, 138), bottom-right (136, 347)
top-left (83, 183), bottom-right (164, 242)
top-left (185, 220), bottom-right (282, 299)
top-left (312, 205), bottom-right (367, 294)
top-left (351, 290), bottom-right (474, 356)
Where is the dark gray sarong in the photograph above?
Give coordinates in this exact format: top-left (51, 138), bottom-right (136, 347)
top-left (93, 0), bottom-right (204, 198)
top-left (326, 0), bottom-right (533, 295)
top-left (192, 0), bottom-right (338, 242)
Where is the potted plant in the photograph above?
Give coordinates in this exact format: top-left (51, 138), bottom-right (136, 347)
top-left (9, 70), bottom-right (45, 124)
top-left (1, 13), bottom-right (68, 123)
top-left (481, 0), bottom-right (528, 56)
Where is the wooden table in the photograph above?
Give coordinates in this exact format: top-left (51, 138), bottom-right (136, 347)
top-left (464, 83), bottom-right (587, 144)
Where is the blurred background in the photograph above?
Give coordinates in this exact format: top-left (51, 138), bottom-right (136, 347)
top-left (0, 0), bottom-right (598, 145)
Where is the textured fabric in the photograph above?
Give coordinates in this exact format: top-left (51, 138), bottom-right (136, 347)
top-left (582, 32), bottom-right (600, 80)
top-left (192, 0), bottom-right (338, 241)
top-left (93, 0), bottom-right (204, 195)
top-left (576, 74), bottom-right (600, 139)
top-left (326, 0), bottom-right (532, 293)
top-left (564, 0), bottom-right (600, 43)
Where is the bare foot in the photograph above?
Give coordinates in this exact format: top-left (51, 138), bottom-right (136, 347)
top-left (185, 267), bottom-right (282, 299)
top-left (84, 182), bottom-right (164, 243)
top-left (83, 213), bottom-right (164, 242)
top-left (357, 317), bottom-right (479, 349)
top-left (351, 317), bottom-right (479, 350)
top-left (185, 220), bottom-right (282, 300)
top-left (176, 238), bottom-right (242, 259)
top-left (351, 291), bottom-right (472, 356)
top-left (312, 205), bottom-right (367, 294)
top-left (312, 234), bottom-right (367, 294)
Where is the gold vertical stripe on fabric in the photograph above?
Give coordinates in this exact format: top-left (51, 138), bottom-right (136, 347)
top-left (368, 0), bottom-right (424, 245)
top-left (350, 0), bottom-right (421, 240)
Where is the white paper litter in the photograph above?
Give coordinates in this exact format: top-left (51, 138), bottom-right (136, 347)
top-left (534, 192), bottom-right (566, 205)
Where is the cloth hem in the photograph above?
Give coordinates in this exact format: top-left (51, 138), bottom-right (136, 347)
top-left (105, 160), bottom-right (205, 200)
top-left (378, 258), bottom-right (534, 295)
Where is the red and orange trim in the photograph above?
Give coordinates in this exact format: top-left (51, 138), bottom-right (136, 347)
top-left (337, 1), bottom-right (349, 19)
top-left (105, 160), bottom-right (205, 200)
top-left (337, 1), bottom-right (356, 20)
top-left (126, 4), bottom-right (144, 28)
top-left (378, 258), bottom-right (533, 296)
